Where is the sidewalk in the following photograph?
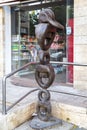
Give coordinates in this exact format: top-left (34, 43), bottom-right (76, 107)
top-left (14, 120), bottom-right (76, 130)
top-left (0, 77), bottom-right (38, 130)
top-left (15, 121), bottom-right (86, 130)
top-left (10, 70), bottom-right (73, 88)
top-left (0, 75), bottom-right (87, 130)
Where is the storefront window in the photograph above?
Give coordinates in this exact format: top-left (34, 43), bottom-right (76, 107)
top-left (11, 0), bottom-right (74, 84)
top-left (11, 8), bottom-right (30, 75)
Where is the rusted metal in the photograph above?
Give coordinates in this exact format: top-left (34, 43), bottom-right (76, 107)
top-left (37, 90), bottom-right (51, 121)
top-left (39, 8), bottom-right (64, 29)
top-left (35, 23), bottom-right (56, 51)
top-left (35, 64), bottom-right (55, 89)
top-left (39, 50), bottom-right (50, 65)
top-left (29, 8), bottom-right (64, 129)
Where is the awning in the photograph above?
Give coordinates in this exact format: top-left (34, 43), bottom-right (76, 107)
top-left (0, 0), bottom-right (38, 6)
top-left (0, 0), bottom-right (66, 8)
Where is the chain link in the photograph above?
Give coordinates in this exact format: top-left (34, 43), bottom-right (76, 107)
top-left (35, 64), bottom-right (55, 89)
top-left (38, 90), bottom-right (50, 102)
top-left (37, 90), bottom-right (51, 121)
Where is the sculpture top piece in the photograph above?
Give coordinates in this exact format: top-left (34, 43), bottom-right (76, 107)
top-left (39, 8), bottom-right (64, 30)
top-left (35, 8), bottom-right (64, 51)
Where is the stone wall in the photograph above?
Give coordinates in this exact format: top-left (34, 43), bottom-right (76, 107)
top-left (74, 0), bottom-right (87, 89)
top-left (0, 8), bottom-right (4, 77)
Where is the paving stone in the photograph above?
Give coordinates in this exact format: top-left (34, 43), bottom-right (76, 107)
top-left (14, 121), bottom-right (74, 130)
top-left (14, 119), bottom-right (87, 130)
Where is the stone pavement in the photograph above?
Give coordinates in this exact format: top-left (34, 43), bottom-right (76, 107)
top-left (10, 70), bottom-right (73, 88)
top-left (14, 119), bottom-right (86, 130)
top-left (0, 76), bottom-right (87, 130)
top-left (14, 120), bottom-right (76, 130)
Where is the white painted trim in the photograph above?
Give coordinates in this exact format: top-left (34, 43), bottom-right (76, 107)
top-left (0, 0), bottom-right (38, 6)
top-left (0, 2), bottom-right (20, 6)
top-left (4, 6), bottom-right (11, 74)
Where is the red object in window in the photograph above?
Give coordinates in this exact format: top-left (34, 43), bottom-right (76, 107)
top-left (67, 18), bottom-right (74, 83)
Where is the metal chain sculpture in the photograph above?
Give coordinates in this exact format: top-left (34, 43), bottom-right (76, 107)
top-left (29, 8), bottom-right (64, 129)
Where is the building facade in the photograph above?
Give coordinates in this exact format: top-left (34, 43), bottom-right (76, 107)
top-left (0, 0), bottom-right (87, 89)
top-left (74, 0), bottom-right (87, 89)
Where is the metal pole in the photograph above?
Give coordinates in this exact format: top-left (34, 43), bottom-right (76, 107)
top-left (7, 89), bottom-right (39, 112)
top-left (50, 61), bottom-right (87, 67)
top-left (2, 62), bottom-right (38, 115)
top-left (18, 8), bottom-right (21, 69)
top-left (2, 76), bottom-right (7, 114)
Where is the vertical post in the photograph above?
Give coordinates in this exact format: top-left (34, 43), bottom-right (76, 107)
top-left (2, 76), bottom-right (7, 114)
top-left (18, 9), bottom-right (21, 69)
top-left (66, 0), bottom-right (70, 82)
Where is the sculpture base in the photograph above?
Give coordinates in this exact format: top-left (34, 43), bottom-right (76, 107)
top-left (29, 116), bottom-right (62, 129)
